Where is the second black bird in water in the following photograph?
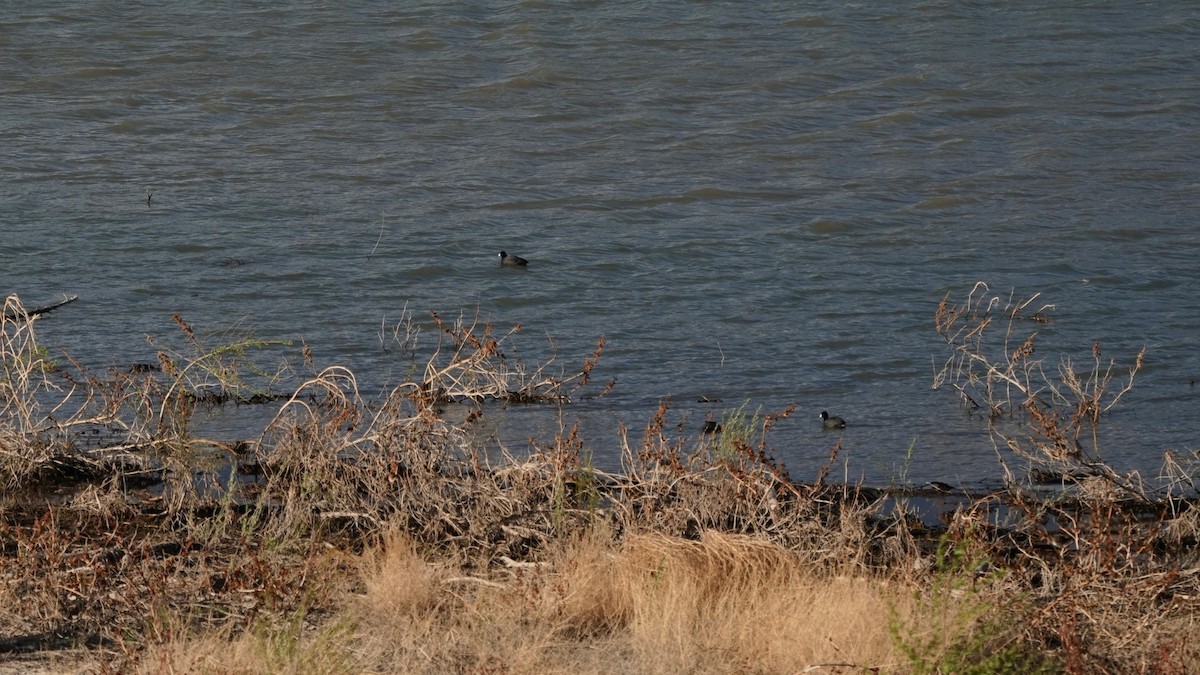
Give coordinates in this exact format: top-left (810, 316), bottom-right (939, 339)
top-left (499, 251), bottom-right (528, 267)
top-left (820, 411), bottom-right (847, 429)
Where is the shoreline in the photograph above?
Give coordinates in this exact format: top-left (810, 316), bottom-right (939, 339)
top-left (3, 291), bottom-right (1198, 671)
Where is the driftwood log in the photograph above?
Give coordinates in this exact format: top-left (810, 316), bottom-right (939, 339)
top-left (3, 294), bottom-right (78, 321)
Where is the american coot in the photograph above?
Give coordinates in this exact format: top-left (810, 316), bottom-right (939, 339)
top-left (499, 251), bottom-right (528, 267)
top-left (820, 411), bottom-right (847, 429)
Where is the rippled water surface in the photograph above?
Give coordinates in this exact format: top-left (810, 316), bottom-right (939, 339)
top-left (4, 2), bottom-right (1199, 486)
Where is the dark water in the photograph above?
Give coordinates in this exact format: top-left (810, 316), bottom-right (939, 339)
top-left (3, 2), bottom-right (1199, 487)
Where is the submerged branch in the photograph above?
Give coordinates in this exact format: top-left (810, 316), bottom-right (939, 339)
top-left (2, 294), bottom-right (79, 321)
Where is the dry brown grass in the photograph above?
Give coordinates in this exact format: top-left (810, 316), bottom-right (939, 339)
top-left (140, 524), bottom-right (1035, 674)
top-left (159, 526), bottom-right (915, 674)
top-left (123, 523), bottom-right (929, 673)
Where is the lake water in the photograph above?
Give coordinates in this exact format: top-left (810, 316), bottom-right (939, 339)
top-left (3, 1), bottom-right (1198, 488)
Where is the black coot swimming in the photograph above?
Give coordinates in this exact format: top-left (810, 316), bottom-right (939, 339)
top-left (499, 251), bottom-right (528, 267)
top-left (820, 411), bottom-right (847, 429)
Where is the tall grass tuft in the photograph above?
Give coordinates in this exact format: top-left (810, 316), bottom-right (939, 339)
top-left (350, 526), bottom-right (915, 674)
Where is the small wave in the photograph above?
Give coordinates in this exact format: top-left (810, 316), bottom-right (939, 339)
top-left (908, 194), bottom-right (979, 210)
top-left (1132, 277), bottom-right (1180, 292)
top-left (56, 66), bottom-right (135, 81)
top-left (466, 70), bottom-right (559, 95)
top-left (807, 217), bottom-right (853, 234)
top-left (1103, 228), bottom-right (1156, 241)
top-left (170, 243), bottom-right (224, 254)
top-left (856, 110), bottom-right (920, 129)
top-left (782, 16), bottom-right (829, 28)
top-left (948, 105), bottom-right (1029, 120)
top-left (485, 195), bottom-right (612, 211)
top-left (619, 187), bottom-right (793, 209)
top-left (106, 119), bottom-right (155, 133)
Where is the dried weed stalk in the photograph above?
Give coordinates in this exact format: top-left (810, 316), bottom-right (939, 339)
top-left (934, 281), bottom-right (1144, 484)
top-left (423, 310), bottom-right (604, 405)
top-left (0, 295), bottom-right (122, 487)
top-left (933, 282), bottom-right (1200, 673)
top-left (252, 314), bottom-right (611, 563)
top-left (1, 297), bottom-right (298, 501)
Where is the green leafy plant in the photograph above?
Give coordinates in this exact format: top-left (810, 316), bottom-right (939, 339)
top-left (888, 531), bottom-right (1054, 674)
top-left (706, 400), bottom-right (758, 464)
top-left (149, 313), bottom-right (295, 407)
